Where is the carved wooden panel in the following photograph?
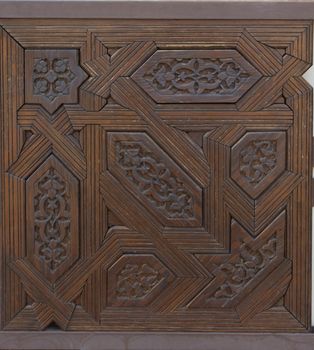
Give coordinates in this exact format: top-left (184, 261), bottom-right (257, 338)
top-left (26, 155), bottom-right (79, 284)
top-left (107, 254), bottom-right (173, 307)
top-left (231, 131), bottom-right (286, 198)
top-left (132, 50), bottom-right (262, 103)
top-left (0, 20), bottom-right (312, 333)
top-left (25, 49), bottom-right (87, 115)
top-left (107, 132), bottom-right (202, 226)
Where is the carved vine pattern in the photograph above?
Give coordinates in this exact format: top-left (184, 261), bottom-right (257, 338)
top-left (116, 263), bottom-right (162, 300)
top-left (115, 141), bottom-right (194, 218)
top-left (33, 167), bottom-right (71, 271)
top-left (239, 140), bottom-right (277, 185)
top-left (208, 235), bottom-right (277, 301)
top-left (32, 58), bottom-right (76, 101)
top-left (143, 57), bottom-right (250, 96)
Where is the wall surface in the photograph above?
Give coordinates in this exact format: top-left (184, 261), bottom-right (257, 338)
top-left (0, 0), bottom-right (314, 19)
top-left (0, 332), bottom-right (314, 350)
top-left (303, 48), bottom-right (314, 327)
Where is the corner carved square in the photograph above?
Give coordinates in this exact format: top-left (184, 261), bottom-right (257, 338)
top-left (25, 49), bottom-right (87, 115)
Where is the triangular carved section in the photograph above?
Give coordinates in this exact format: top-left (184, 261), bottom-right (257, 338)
top-left (107, 208), bottom-right (125, 229)
top-left (185, 131), bottom-right (206, 149)
top-left (107, 45), bottom-right (127, 61)
top-left (102, 94), bottom-right (129, 111)
top-left (79, 89), bottom-right (108, 112)
top-left (18, 128), bottom-right (36, 155)
top-left (103, 205), bottom-right (129, 240)
top-left (264, 90), bottom-right (291, 111)
top-left (189, 212), bottom-right (291, 322)
top-left (67, 128), bottom-right (83, 149)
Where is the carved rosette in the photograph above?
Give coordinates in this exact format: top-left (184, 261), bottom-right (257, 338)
top-left (231, 132), bottom-right (286, 198)
top-left (32, 58), bottom-right (76, 101)
top-left (132, 50), bottom-right (261, 103)
top-left (25, 49), bottom-right (87, 115)
top-left (26, 155), bottom-right (79, 283)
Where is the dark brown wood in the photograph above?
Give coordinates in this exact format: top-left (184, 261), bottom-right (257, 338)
top-left (0, 19), bottom-right (312, 333)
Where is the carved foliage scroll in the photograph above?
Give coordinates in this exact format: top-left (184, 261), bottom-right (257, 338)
top-left (211, 235), bottom-right (277, 300)
top-left (107, 254), bottom-right (172, 307)
top-left (107, 132), bottom-right (203, 227)
top-left (231, 132), bottom-right (286, 198)
top-left (116, 263), bottom-right (162, 300)
top-left (26, 155), bottom-right (79, 283)
top-left (239, 140), bottom-right (277, 185)
top-left (190, 212), bottom-right (289, 309)
top-left (1, 20), bottom-right (311, 332)
top-left (132, 50), bottom-right (262, 103)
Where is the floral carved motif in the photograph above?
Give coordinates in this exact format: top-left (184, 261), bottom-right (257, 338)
top-left (210, 236), bottom-right (277, 300)
top-left (115, 141), bottom-right (193, 219)
top-left (116, 263), bottom-right (162, 300)
top-left (32, 58), bottom-right (76, 101)
top-left (107, 254), bottom-right (172, 307)
top-left (231, 132), bottom-right (286, 198)
top-left (144, 58), bottom-right (250, 96)
top-left (239, 140), bottom-right (277, 185)
top-left (132, 50), bottom-right (262, 103)
top-left (25, 49), bottom-right (87, 115)
top-left (33, 167), bottom-right (71, 272)
top-left (27, 155), bottom-right (79, 283)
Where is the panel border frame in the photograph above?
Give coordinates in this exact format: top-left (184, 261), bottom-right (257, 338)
top-left (0, 19), bottom-right (312, 333)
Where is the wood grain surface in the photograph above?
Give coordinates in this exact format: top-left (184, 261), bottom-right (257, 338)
top-left (0, 19), bottom-right (312, 333)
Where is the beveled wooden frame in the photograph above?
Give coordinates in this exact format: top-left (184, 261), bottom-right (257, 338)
top-left (0, 18), bottom-right (312, 336)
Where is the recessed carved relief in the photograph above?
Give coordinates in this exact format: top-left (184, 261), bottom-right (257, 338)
top-left (107, 132), bottom-right (202, 227)
top-left (107, 254), bottom-right (172, 307)
top-left (116, 141), bottom-right (193, 219)
top-left (239, 140), bottom-right (277, 185)
top-left (26, 155), bottom-right (79, 283)
top-left (189, 212), bottom-right (290, 310)
top-left (33, 167), bottom-right (71, 271)
top-left (25, 50), bottom-right (87, 115)
top-left (144, 58), bottom-right (249, 95)
top-left (231, 132), bottom-right (286, 198)
top-left (2, 22), bottom-right (311, 333)
top-left (116, 263), bottom-right (162, 300)
top-left (33, 58), bottom-right (76, 101)
top-left (210, 235), bottom-right (277, 300)
top-left (132, 50), bottom-right (261, 103)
